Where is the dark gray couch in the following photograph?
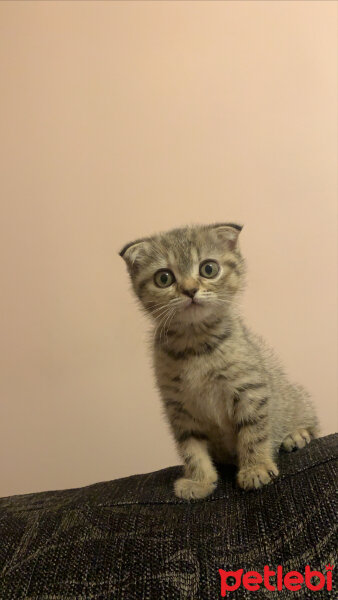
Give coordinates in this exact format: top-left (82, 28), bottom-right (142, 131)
top-left (0, 434), bottom-right (337, 599)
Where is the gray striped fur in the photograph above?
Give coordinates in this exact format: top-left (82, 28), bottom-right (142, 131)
top-left (120, 224), bottom-right (319, 499)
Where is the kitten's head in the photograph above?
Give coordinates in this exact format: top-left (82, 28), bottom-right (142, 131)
top-left (119, 223), bottom-right (245, 325)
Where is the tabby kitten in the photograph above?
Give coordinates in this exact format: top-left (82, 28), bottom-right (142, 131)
top-left (120, 224), bottom-right (319, 500)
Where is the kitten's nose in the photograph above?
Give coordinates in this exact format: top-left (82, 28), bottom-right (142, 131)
top-left (182, 287), bottom-right (198, 298)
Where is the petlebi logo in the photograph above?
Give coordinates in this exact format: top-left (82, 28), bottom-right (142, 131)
top-left (219, 564), bottom-right (334, 596)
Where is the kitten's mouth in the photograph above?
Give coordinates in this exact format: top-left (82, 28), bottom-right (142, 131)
top-left (184, 299), bottom-right (202, 309)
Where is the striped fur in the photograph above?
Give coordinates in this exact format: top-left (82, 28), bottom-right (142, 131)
top-left (120, 224), bottom-right (319, 499)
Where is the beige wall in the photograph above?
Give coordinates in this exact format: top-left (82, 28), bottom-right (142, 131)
top-left (0, 1), bottom-right (337, 497)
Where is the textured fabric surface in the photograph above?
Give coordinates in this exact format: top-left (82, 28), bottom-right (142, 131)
top-left (0, 434), bottom-right (337, 599)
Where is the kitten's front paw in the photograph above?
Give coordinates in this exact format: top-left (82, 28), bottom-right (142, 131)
top-left (282, 429), bottom-right (311, 452)
top-left (174, 477), bottom-right (217, 500)
top-left (237, 463), bottom-right (279, 490)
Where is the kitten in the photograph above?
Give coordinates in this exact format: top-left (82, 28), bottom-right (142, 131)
top-left (120, 223), bottom-right (319, 500)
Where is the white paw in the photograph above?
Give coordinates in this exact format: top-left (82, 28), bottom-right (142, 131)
top-left (174, 477), bottom-right (217, 500)
top-left (282, 429), bottom-right (311, 452)
top-left (237, 463), bottom-right (279, 490)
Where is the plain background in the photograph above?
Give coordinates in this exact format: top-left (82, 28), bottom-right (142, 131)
top-left (0, 1), bottom-right (337, 498)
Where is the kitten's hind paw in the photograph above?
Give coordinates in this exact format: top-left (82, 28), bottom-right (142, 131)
top-left (237, 463), bottom-right (279, 490)
top-left (282, 429), bottom-right (311, 452)
top-left (174, 477), bottom-right (217, 500)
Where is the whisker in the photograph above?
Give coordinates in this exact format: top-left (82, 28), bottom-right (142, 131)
top-left (201, 292), bottom-right (243, 306)
top-left (153, 310), bottom-right (171, 341)
top-left (160, 307), bottom-right (176, 344)
top-left (148, 299), bottom-right (182, 316)
top-left (145, 298), bottom-right (182, 308)
top-left (165, 308), bottom-right (177, 340)
top-left (151, 306), bottom-right (174, 322)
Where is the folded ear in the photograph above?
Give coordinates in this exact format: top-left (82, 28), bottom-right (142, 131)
top-left (119, 238), bottom-right (149, 271)
top-left (208, 222), bottom-right (243, 250)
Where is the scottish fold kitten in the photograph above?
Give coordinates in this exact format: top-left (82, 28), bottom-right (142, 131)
top-left (120, 223), bottom-right (319, 500)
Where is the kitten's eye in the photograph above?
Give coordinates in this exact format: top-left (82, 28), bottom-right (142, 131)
top-left (154, 270), bottom-right (175, 288)
top-left (199, 260), bottom-right (219, 278)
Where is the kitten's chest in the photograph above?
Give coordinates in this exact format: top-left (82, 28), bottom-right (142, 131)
top-left (176, 356), bottom-right (234, 426)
